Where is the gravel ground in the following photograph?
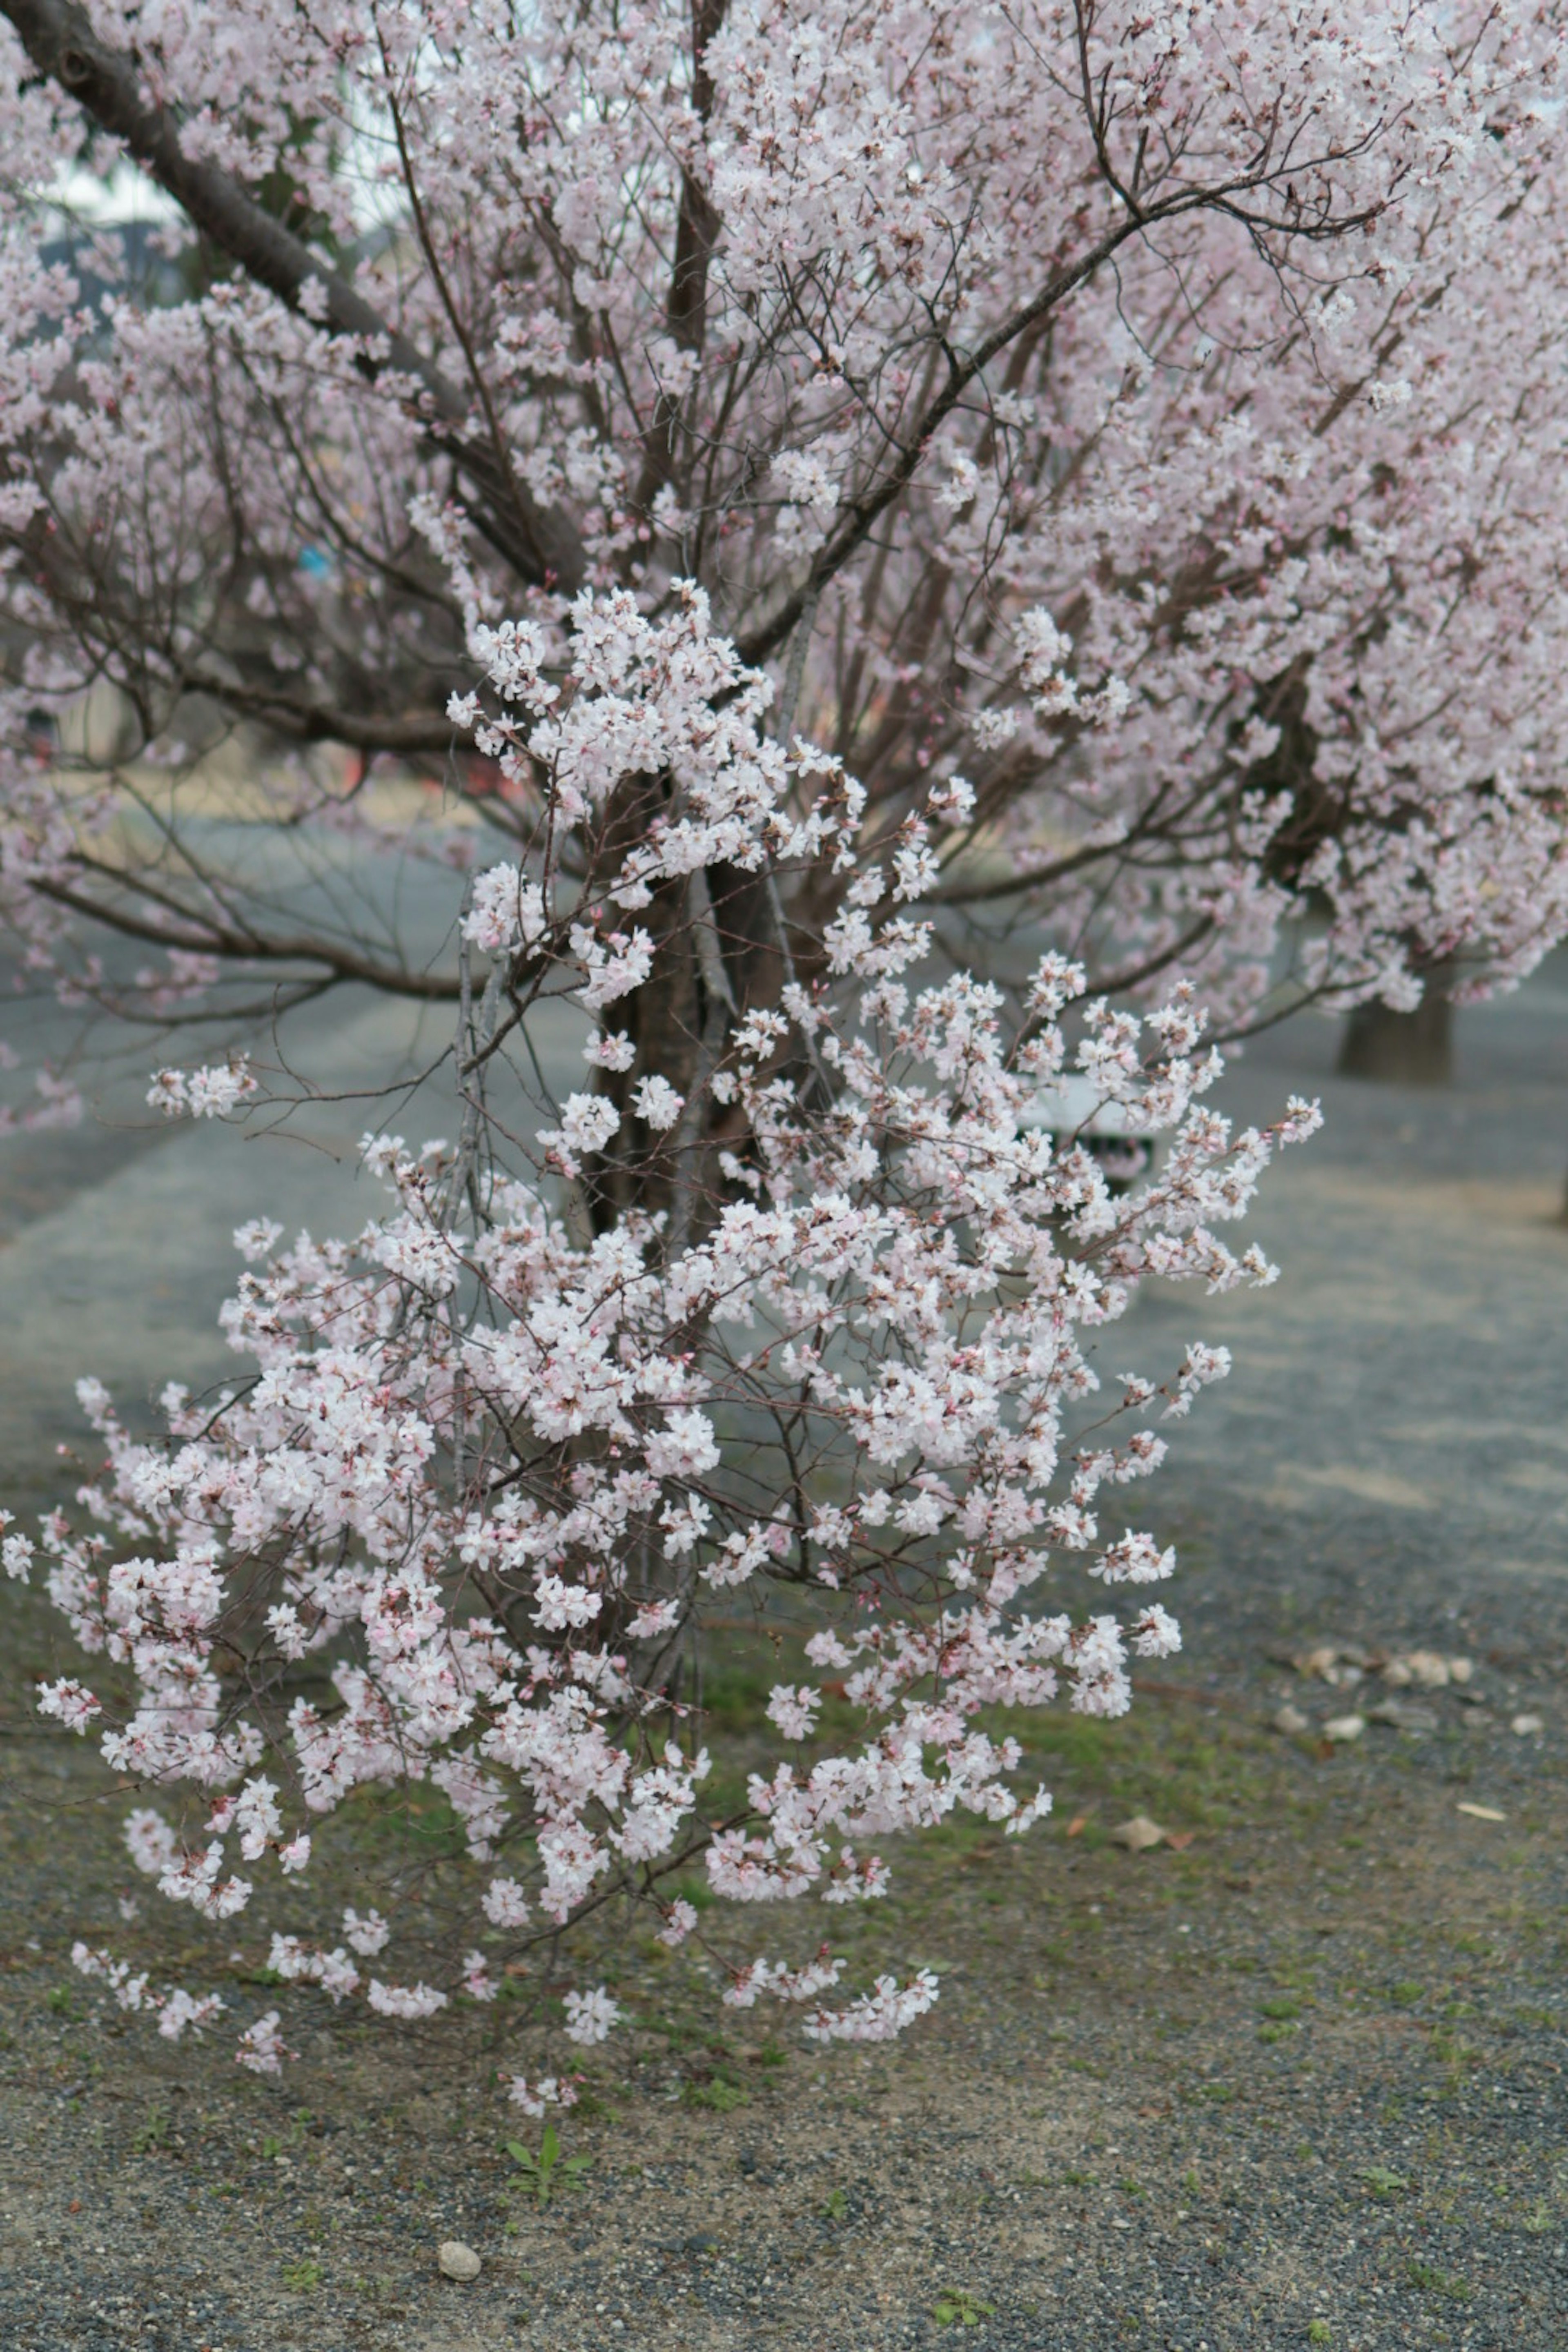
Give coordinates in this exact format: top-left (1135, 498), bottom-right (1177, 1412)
top-left (2, 980), bottom-right (1568, 2352)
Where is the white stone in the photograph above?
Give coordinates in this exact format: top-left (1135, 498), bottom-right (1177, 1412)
top-left (439, 2241), bottom-right (482, 2282)
top-left (1402, 1650), bottom-right (1450, 1689)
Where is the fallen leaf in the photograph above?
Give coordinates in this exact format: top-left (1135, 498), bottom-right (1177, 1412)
top-left (1166, 1830), bottom-right (1196, 1851)
top-left (1110, 1815), bottom-right (1165, 1852)
top-left (1065, 1814), bottom-right (1089, 1839)
top-left (1321, 1714), bottom-right (1365, 1743)
top-left (1455, 1802), bottom-right (1506, 1823)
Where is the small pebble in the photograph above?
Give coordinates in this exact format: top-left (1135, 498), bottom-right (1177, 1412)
top-left (1401, 1651), bottom-right (1450, 1689)
top-left (1273, 1705), bottom-right (1310, 1735)
top-left (439, 2240), bottom-right (482, 2282)
top-left (1322, 1714), bottom-right (1365, 1742)
top-left (1510, 1713), bottom-right (1544, 1736)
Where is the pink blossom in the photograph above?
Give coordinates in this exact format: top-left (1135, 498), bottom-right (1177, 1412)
top-left (365, 1980), bottom-right (449, 2020)
top-left (235, 2011), bottom-right (295, 2076)
top-left (507, 2074), bottom-right (578, 2117)
top-left (562, 1986), bottom-right (621, 2045)
top-left (657, 1899), bottom-right (699, 1948)
top-left (342, 1909), bottom-right (391, 1958)
top-left (147, 1060), bottom-right (258, 1122)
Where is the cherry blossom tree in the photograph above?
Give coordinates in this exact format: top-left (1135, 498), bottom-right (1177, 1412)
top-left (21, 588), bottom-right (1323, 2069)
top-left (0, 0), bottom-right (1564, 2073)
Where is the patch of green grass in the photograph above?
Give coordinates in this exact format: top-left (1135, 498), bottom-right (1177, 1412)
top-left (662, 2018), bottom-right (729, 2052)
top-left (1389, 1980), bottom-right (1424, 2007)
top-left (684, 2073), bottom-right (748, 2113)
top-left (1259, 1998), bottom-right (1302, 2021)
top-left (699, 1657), bottom-right (782, 1737)
top-left (1307, 2323), bottom-right (1332, 2345)
top-left (821, 2187), bottom-right (848, 2221)
top-left (665, 1871), bottom-right (717, 1915)
top-left (1361, 2167), bottom-right (1408, 2201)
top-left (281, 2258), bottom-right (323, 2292)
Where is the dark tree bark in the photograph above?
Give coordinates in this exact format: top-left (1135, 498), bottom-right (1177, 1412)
top-left (1336, 989), bottom-right (1453, 1085)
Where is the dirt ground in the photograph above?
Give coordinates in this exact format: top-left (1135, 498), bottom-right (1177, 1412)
top-left (3, 989), bottom-right (1568, 2352)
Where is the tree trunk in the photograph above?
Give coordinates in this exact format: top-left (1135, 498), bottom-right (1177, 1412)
top-left (1336, 989), bottom-right (1453, 1085)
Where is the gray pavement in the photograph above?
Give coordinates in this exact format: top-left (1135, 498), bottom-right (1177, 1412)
top-left (1149, 966), bottom-right (1568, 1669)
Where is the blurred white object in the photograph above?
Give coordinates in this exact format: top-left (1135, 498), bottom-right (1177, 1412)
top-left (1020, 1074), bottom-right (1165, 1190)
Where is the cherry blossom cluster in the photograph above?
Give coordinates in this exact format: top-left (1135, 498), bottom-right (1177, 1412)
top-left (16, 586), bottom-right (1319, 2074)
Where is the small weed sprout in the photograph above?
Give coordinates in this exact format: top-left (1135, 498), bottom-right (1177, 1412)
top-left (931, 2287), bottom-right (995, 2326)
top-left (505, 2122), bottom-right (592, 2208)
